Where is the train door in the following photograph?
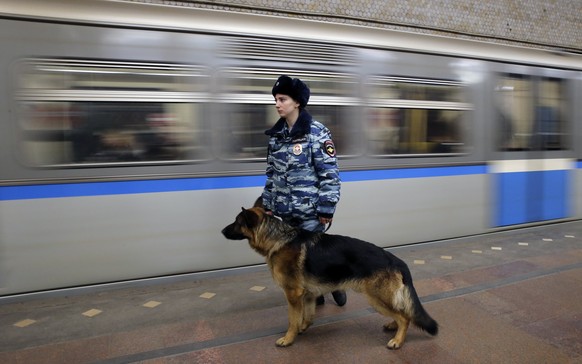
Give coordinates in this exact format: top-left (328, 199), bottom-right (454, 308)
top-left (491, 71), bottom-right (573, 227)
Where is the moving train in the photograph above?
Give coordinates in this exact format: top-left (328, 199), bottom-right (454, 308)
top-left (1, 0), bottom-right (581, 297)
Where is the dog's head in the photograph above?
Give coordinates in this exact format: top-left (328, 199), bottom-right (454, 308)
top-left (221, 207), bottom-right (263, 241)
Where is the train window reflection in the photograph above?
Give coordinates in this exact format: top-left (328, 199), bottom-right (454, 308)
top-left (15, 59), bottom-right (210, 165)
top-left (20, 102), bottom-right (204, 165)
top-left (496, 74), bottom-right (568, 151)
top-left (367, 108), bottom-right (465, 154)
top-left (366, 77), bottom-right (469, 155)
top-left (221, 103), bottom-right (273, 159)
top-left (537, 78), bottom-right (567, 150)
top-left (309, 105), bottom-right (358, 156)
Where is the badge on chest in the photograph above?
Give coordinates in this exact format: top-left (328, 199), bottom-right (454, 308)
top-left (292, 143), bottom-right (303, 155)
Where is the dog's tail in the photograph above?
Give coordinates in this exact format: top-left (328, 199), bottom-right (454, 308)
top-left (411, 295), bottom-right (438, 336)
top-left (405, 276), bottom-right (438, 336)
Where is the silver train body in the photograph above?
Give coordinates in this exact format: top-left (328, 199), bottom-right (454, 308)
top-left (1, 0), bottom-right (582, 296)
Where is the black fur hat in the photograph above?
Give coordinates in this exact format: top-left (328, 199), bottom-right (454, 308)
top-left (271, 75), bottom-right (310, 108)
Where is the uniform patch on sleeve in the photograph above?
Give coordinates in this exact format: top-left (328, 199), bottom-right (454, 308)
top-left (324, 140), bottom-right (336, 157)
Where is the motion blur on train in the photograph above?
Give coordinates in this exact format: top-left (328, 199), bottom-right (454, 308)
top-left (1, 0), bottom-right (581, 296)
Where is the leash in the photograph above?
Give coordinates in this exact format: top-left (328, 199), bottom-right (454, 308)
top-left (323, 220), bottom-right (332, 233)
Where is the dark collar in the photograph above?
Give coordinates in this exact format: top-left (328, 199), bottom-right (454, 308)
top-left (265, 110), bottom-right (312, 138)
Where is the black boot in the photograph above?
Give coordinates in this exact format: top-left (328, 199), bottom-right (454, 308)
top-left (332, 290), bottom-right (347, 306)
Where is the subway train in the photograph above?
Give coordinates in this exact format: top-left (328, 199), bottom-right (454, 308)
top-left (1, 0), bottom-right (581, 297)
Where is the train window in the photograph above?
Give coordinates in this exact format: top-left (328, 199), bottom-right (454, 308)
top-left (366, 77), bottom-right (470, 155)
top-left (495, 74), bottom-right (568, 151)
top-left (218, 69), bottom-right (359, 159)
top-left (537, 78), bottom-right (568, 150)
top-left (15, 59), bottom-right (210, 166)
top-left (220, 103), bottom-right (273, 159)
top-left (307, 105), bottom-right (357, 156)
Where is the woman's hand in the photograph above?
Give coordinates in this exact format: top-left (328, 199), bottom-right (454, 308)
top-left (319, 217), bottom-right (333, 225)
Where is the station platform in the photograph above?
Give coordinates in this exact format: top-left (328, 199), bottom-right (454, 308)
top-left (1, 221), bottom-right (581, 363)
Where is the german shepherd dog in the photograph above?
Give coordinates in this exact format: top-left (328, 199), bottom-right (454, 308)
top-left (221, 205), bottom-right (438, 349)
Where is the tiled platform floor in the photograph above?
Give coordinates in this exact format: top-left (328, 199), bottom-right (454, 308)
top-left (1, 221), bottom-right (581, 363)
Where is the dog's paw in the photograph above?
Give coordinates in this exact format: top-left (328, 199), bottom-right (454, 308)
top-left (276, 336), bottom-right (294, 347)
top-left (383, 321), bottom-right (398, 332)
top-left (386, 338), bottom-right (402, 350)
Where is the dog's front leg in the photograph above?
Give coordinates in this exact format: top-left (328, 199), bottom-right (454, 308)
top-left (301, 292), bottom-right (316, 333)
top-left (276, 288), bottom-right (304, 347)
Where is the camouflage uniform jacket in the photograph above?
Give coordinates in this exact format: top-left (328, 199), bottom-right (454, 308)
top-left (262, 110), bottom-right (341, 223)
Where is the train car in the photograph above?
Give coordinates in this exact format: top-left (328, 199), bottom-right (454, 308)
top-left (1, 0), bottom-right (581, 297)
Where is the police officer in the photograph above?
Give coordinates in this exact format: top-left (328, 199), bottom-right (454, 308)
top-left (261, 75), bottom-right (345, 307)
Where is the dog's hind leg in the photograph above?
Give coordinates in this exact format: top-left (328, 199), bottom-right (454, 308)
top-left (365, 276), bottom-right (412, 350)
top-left (384, 312), bottom-right (410, 349)
top-left (368, 295), bottom-right (411, 349)
top-left (276, 288), bottom-right (305, 347)
top-left (383, 320), bottom-right (398, 332)
top-left (367, 296), bottom-right (411, 349)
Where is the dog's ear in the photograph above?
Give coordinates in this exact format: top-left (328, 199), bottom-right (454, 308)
top-left (253, 197), bottom-right (264, 208)
top-left (240, 207), bottom-right (260, 228)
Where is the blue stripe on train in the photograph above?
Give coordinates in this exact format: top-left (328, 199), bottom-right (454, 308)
top-left (0, 165), bottom-right (487, 201)
top-left (0, 175), bottom-right (266, 201)
top-left (340, 165), bottom-right (486, 182)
